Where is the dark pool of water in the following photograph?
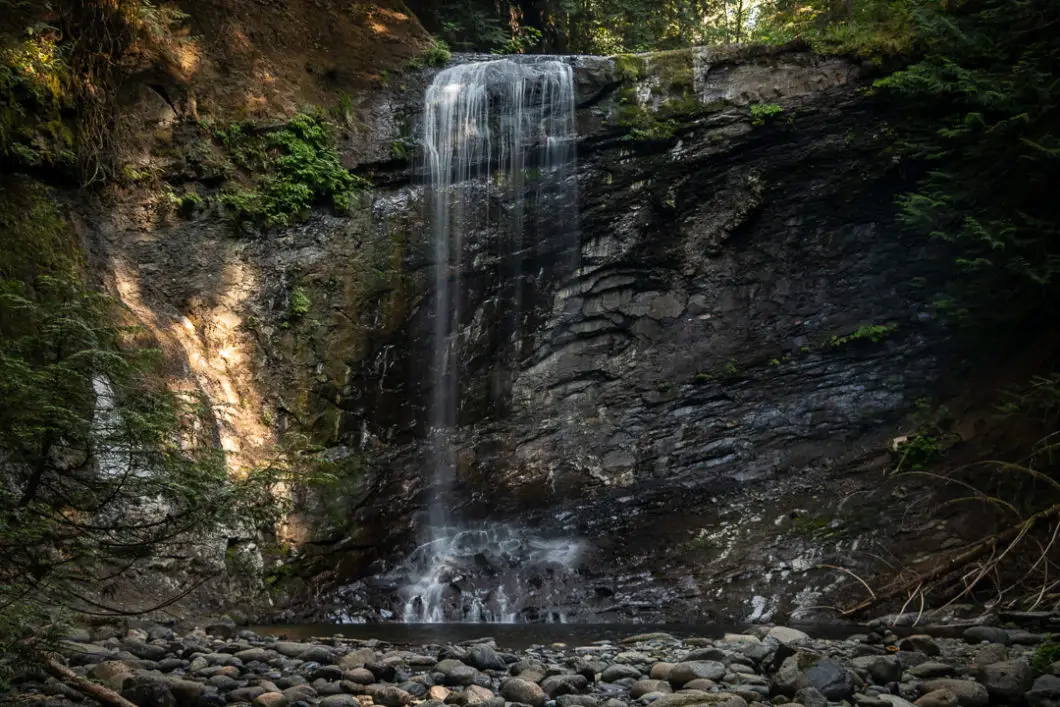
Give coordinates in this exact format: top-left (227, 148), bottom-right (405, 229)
top-left (249, 623), bottom-right (873, 650)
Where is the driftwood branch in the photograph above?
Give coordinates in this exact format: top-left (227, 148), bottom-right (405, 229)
top-left (45, 658), bottom-right (137, 707)
top-left (840, 503), bottom-right (1060, 616)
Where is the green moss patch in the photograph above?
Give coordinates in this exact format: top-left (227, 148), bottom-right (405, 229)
top-left (215, 113), bottom-right (368, 229)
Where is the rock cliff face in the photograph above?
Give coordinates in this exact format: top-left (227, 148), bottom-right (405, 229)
top-left (83, 44), bottom-right (962, 623)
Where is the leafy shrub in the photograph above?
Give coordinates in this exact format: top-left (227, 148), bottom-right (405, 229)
top-left (288, 287), bottom-right (311, 320)
top-left (829, 323), bottom-right (899, 348)
top-left (1033, 641), bottom-right (1060, 673)
top-left (408, 37), bottom-right (451, 69)
top-left (218, 113), bottom-right (366, 229)
top-left (750, 103), bottom-right (784, 126)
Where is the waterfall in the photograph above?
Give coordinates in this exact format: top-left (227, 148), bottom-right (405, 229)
top-left (398, 58), bottom-right (580, 623)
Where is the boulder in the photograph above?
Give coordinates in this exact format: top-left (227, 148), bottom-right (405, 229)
top-left (510, 659), bottom-right (548, 683)
top-left (274, 642), bottom-right (312, 658)
top-left (89, 660), bottom-right (133, 691)
top-left (339, 648), bottom-right (377, 670)
top-left (122, 681), bottom-right (176, 707)
top-left (462, 685), bottom-right (499, 706)
top-left (920, 680), bottom-right (989, 707)
top-left (445, 665), bottom-right (484, 687)
top-left (467, 644), bottom-right (506, 671)
top-left (541, 674), bottom-right (589, 698)
top-left (898, 636), bottom-right (941, 657)
top-left (802, 659), bottom-right (855, 701)
top-left (253, 693), bottom-right (290, 707)
top-left (602, 664), bottom-right (643, 682)
top-left (203, 653), bottom-right (241, 667)
top-left (500, 677), bottom-right (547, 707)
top-left (669, 661), bottom-right (727, 686)
top-left (963, 626), bottom-right (1011, 646)
top-left (367, 661), bottom-right (398, 682)
top-left (767, 628), bottom-right (811, 647)
top-left (850, 656), bottom-right (902, 685)
top-left (683, 679), bottom-right (718, 691)
top-left (878, 696), bottom-right (917, 707)
top-left (631, 680), bottom-right (673, 698)
top-left (556, 696), bottom-right (600, 707)
top-left (310, 666), bottom-right (345, 682)
top-left (1027, 675), bottom-right (1060, 707)
top-left (344, 668), bottom-right (376, 684)
top-left (793, 687), bottom-right (827, 707)
top-left (974, 643), bottom-right (1009, 665)
top-left (977, 660), bottom-right (1033, 704)
top-left (164, 676), bottom-right (206, 707)
top-left (686, 648), bottom-right (729, 662)
top-left (651, 663), bottom-right (676, 681)
top-left (285, 685), bottom-right (319, 702)
top-left (365, 684), bottom-right (413, 707)
top-left (236, 648), bottom-right (274, 663)
top-left (205, 674), bottom-right (239, 691)
top-left (915, 690), bottom-right (959, 707)
top-left (910, 663), bottom-right (955, 679)
top-left (229, 686), bottom-right (269, 703)
top-left (123, 641), bottom-right (170, 662)
top-left (649, 691), bottom-right (748, 707)
top-left (319, 696), bottom-right (361, 707)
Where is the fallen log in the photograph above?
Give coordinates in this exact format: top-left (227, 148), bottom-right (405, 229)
top-left (44, 658), bottom-right (137, 707)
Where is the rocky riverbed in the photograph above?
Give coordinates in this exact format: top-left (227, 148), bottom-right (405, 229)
top-left (18, 621), bottom-right (1060, 707)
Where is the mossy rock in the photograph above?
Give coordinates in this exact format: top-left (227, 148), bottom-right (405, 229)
top-left (0, 176), bottom-right (80, 282)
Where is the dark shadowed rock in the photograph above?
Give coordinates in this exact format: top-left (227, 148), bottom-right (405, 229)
top-left (319, 696), bottom-right (361, 707)
top-left (802, 659), bottom-right (854, 700)
top-left (122, 681), bottom-right (176, 707)
top-left (977, 660), bottom-right (1032, 704)
top-left (541, 674), bottom-right (590, 698)
top-left (344, 667), bottom-right (376, 684)
top-left (963, 627), bottom-right (1010, 646)
top-left (467, 644), bottom-right (506, 671)
top-left (898, 636), bottom-right (941, 656)
top-left (1027, 675), bottom-right (1060, 707)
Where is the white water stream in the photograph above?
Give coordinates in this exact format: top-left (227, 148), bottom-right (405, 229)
top-left (400, 58), bottom-right (581, 623)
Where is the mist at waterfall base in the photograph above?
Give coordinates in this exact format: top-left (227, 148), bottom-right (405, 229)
top-left (395, 58), bottom-right (582, 624)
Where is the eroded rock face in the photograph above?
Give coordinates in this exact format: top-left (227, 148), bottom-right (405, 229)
top-left (84, 45), bottom-right (957, 622)
top-left (316, 47), bottom-right (952, 622)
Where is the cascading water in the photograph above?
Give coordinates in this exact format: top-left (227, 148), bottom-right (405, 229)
top-left (398, 58), bottom-right (582, 623)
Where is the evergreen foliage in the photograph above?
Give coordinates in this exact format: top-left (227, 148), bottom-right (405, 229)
top-left (875, 0), bottom-right (1060, 326)
top-left (0, 180), bottom-right (279, 686)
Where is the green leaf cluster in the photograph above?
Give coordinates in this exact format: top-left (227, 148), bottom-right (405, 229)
top-left (0, 29), bottom-right (76, 171)
top-left (828, 323), bottom-right (899, 348)
top-left (218, 114), bottom-right (367, 229)
top-left (1033, 640), bottom-right (1060, 673)
top-left (408, 37), bottom-right (452, 69)
top-left (750, 103), bottom-right (784, 127)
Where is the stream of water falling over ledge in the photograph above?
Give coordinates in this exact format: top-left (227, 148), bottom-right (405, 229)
top-left (399, 57), bottom-right (582, 623)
